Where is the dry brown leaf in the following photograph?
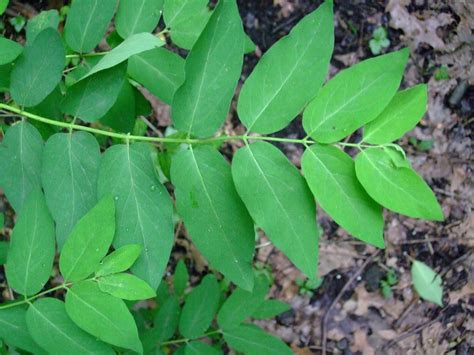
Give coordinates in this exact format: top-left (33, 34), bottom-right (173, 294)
top-left (351, 329), bottom-right (375, 355)
top-left (318, 244), bottom-right (358, 276)
top-left (354, 284), bottom-right (386, 316)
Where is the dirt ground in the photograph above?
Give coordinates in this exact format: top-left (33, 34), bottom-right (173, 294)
top-left (1, 0), bottom-right (473, 354)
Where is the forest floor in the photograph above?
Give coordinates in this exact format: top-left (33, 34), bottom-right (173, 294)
top-left (1, 0), bottom-right (473, 354)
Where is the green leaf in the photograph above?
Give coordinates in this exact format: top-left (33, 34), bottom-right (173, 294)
top-left (301, 144), bottom-right (384, 248)
top-left (217, 275), bottom-right (269, 330)
top-left (251, 300), bottom-right (291, 320)
top-left (412, 260), bottom-right (443, 306)
top-left (179, 274), bottom-right (220, 339)
top-left (0, 37), bottom-right (22, 65)
top-left (363, 84), bottom-right (428, 144)
top-left (128, 48), bottom-right (185, 104)
top-left (0, 121), bottom-right (43, 212)
top-left (173, 260), bottom-right (189, 297)
top-left (65, 281), bottom-right (142, 353)
top-left (26, 298), bottom-right (114, 354)
top-left (64, 0), bottom-right (116, 53)
top-left (116, 0), bottom-right (163, 38)
top-left (303, 49), bottom-right (409, 143)
top-left (29, 87), bottom-right (63, 140)
top-left (59, 196), bottom-right (115, 282)
top-left (6, 189), bottom-right (55, 296)
top-left (100, 81), bottom-right (136, 133)
top-left (223, 324), bottom-right (292, 355)
top-left (0, 0), bottom-right (8, 16)
top-left (26, 10), bottom-right (59, 43)
top-left (185, 341), bottom-right (222, 355)
top-left (10, 28), bottom-right (65, 107)
top-left (0, 307), bottom-right (42, 353)
top-left (171, 0), bottom-right (244, 137)
top-left (98, 273), bottom-right (156, 300)
top-left (0, 241), bottom-right (8, 265)
top-left (0, 63), bottom-right (12, 91)
top-left (231, 142), bottom-right (319, 278)
top-left (171, 146), bottom-right (255, 290)
top-left (355, 148), bottom-right (443, 221)
top-left (163, 0), bottom-right (211, 50)
top-left (81, 33), bottom-right (164, 80)
top-left (98, 143), bottom-right (174, 289)
top-left (152, 295), bottom-right (180, 343)
top-left (95, 244), bottom-right (142, 277)
top-left (61, 63), bottom-right (127, 122)
top-left (41, 132), bottom-right (101, 249)
top-left (237, 1), bottom-right (334, 134)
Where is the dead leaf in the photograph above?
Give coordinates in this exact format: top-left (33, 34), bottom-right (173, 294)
top-left (351, 329), bottom-right (375, 355)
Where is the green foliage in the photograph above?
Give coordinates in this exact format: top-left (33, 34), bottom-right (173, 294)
top-left (296, 277), bottom-right (323, 297)
top-left (369, 27), bottom-right (390, 55)
top-left (0, 0), bottom-right (445, 352)
top-left (0, 0), bottom-right (8, 16)
top-left (434, 65), bottom-right (449, 80)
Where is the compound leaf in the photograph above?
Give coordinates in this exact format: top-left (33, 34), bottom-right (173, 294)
top-left (238, 0), bottom-right (334, 134)
top-left (65, 281), bottom-right (142, 353)
top-left (301, 144), bottom-right (384, 248)
top-left (95, 244), bottom-right (142, 277)
top-left (41, 132), bottom-right (101, 249)
top-left (59, 196), bottom-right (115, 282)
top-left (6, 189), bottom-right (55, 296)
top-left (26, 10), bottom-right (59, 43)
top-left (98, 143), bottom-right (174, 289)
top-left (411, 260), bottom-right (443, 306)
top-left (171, 146), bottom-right (255, 290)
top-left (0, 37), bottom-right (22, 65)
top-left (64, 0), bottom-right (116, 53)
top-left (172, 0), bottom-right (244, 137)
top-left (303, 49), bottom-right (409, 143)
top-left (97, 273), bottom-right (156, 300)
top-left (232, 142), bottom-right (319, 278)
top-left (355, 148), bottom-right (443, 221)
top-left (0, 307), bottom-right (42, 353)
top-left (116, 0), bottom-right (163, 38)
top-left (179, 275), bottom-right (220, 339)
top-left (363, 84), bottom-right (428, 144)
top-left (0, 121), bottom-right (43, 212)
top-left (10, 28), bottom-right (65, 107)
top-left (251, 300), bottom-right (291, 320)
top-left (26, 298), bottom-right (114, 354)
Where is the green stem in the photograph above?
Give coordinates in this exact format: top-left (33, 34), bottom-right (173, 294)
top-left (160, 330), bottom-right (222, 347)
top-left (65, 52), bottom-right (108, 60)
top-left (0, 283), bottom-right (69, 310)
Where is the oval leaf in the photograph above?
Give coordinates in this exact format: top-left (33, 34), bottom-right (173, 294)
top-left (231, 142), bottom-right (319, 278)
top-left (26, 10), bottom-right (59, 43)
top-left (171, 146), bottom-right (255, 290)
top-left (411, 260), bottom-right (443, 306)
top-left (59, 196), bottom-right (115, 282)
top-left (154, 295), bottom-right (180, 342)
top-left (301, 144), bottom-right (384, 248)
top-left (95, 244), bottom-right (142, 277)
top-left (116, 0), bottom-right (163, 38)
top-left (41, 132), bottom-right (101, 249)
top-left (303, 49), bottom-right (409, 143)
top-left (173, 260), bottom-right (189, 297)
top-left (238, 1), bottom-right (334, 134)
top-left (0, 37), bottom-right (22, 65)
top-left (251, 300), bottom-right (291, 320)
top-left (98, 143), bottom-right (174, 289)
top-left (185, 341), bottom-right (222, 355)
top-left (0, 307), bottom-right (42, 353)
top-left (98, 273), bottom-right (156, 300)
top-left (171, 0), bottom-right (244, 137)
top-left (100, 81), bottom-right (136, 133)
top-left (355, 148), bottom-right (444, 221)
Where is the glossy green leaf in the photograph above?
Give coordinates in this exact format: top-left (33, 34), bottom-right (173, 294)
top-left (41, 132), bottom-right (101, 249)
top-left (179, 274), bottom-right (220, 339)
top-left (59, 196), bottom-right (115, 282)
top-left (0, 37), bottom-right (22, 65)
top-left (171, 146), bottom-right (255, 290)
top-left (238, 1), bottom-right (334, 134)
top-left (151, 295), bottom-right (180, 343)
top-left (0, 241), bottom-right (7, 265)
top-left (6, 190), bottom-right (55, 296)
top-left (0, 307), bottom-right (42, 353)
top-left (95, 244), bottom-right (142, 277)
top-left (185, 341), bottom-right (222, 355)
top-left (61, 63), bottom-right (127, 122)
top-left (65, 281), bottom-right (142, 353)
top-left (251, 300), bottom-right (291, 320)
top-left (26, 298), bottom-right (114, 354)
top-left (26, 10), bottom-right (59, 43)
top-left (355, 148), bottom-right (443, 221)
top-left (232, 142), bottom-right (319, 278)
top-left (303, 49), bottom-right (409, 143)
top-left (0, 121), bottom-right (43, 212)
top-left (301, 144), bottom-right (384, 248)
top-left (173, 260), bottom-right (189, 297)
top-left (10, 28), bottom-right (65, 107)
top-left (163, 0), bottom-right (211, 50)
top-left (116, 0), bottom-right (163, 38)
top-left (81, 33), bottom-right (164, 80)
top-left (128, 48), bottom-right (185, 104)
top-left (411, 260), bottom-right (443, 306)
top-left (172, 0), bottom-right (244, 137)
top-left (363, 84), bottom-right (428, 144)
top-left (98, 273), bottom-right (156, 300)
top-left (100, 81), bottom-right (136, 133)
top-left (98, 143), bottom-right (174, 289)
top-left (223, 324), bottom-right (292, 355)
top-left (64, 0), bottom-right (116, 53)
top-left (217, 275), bottom-right (269, 330)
